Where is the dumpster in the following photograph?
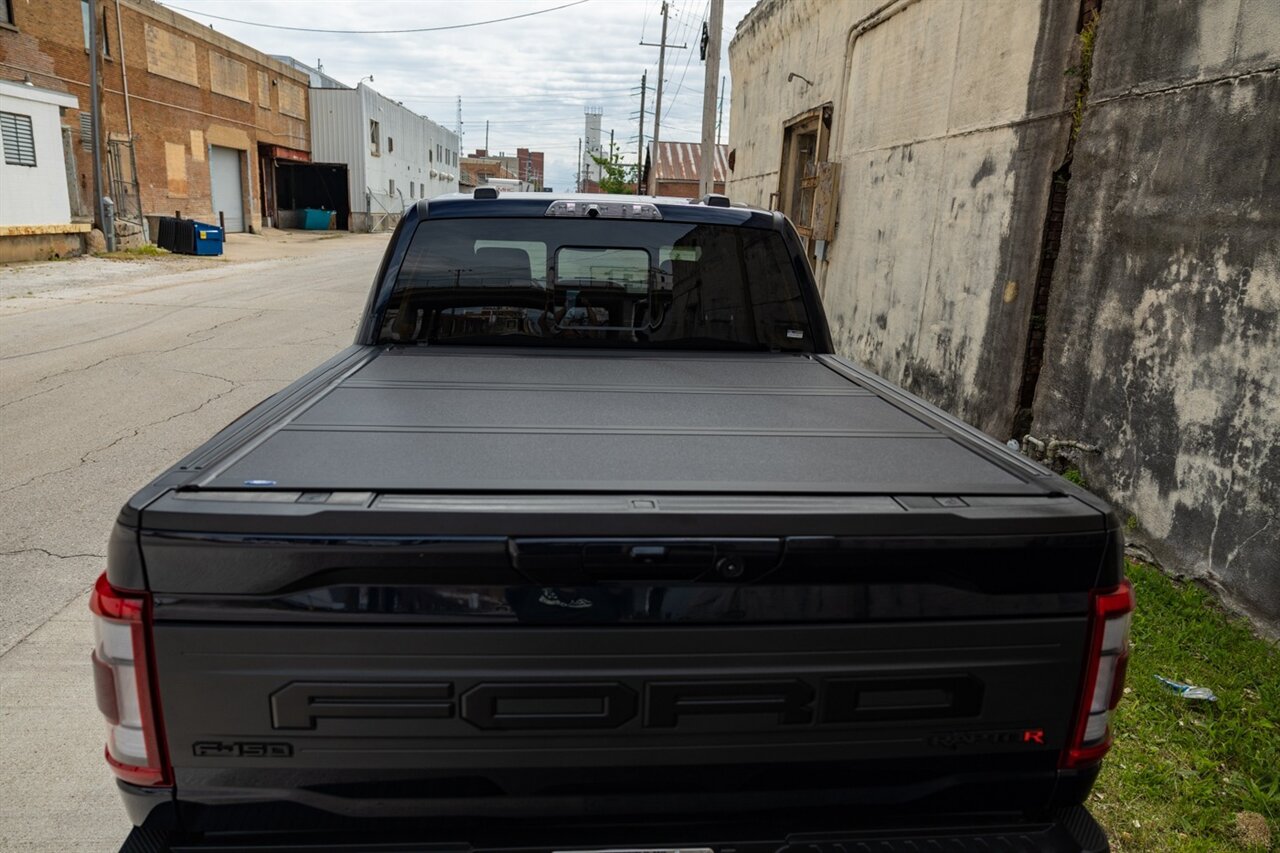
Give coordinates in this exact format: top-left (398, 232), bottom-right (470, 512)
top-left (301, 208), bottom-right (332, 230)
top-left (190, 221), bottom-right (224, 256)
top-left (157, 217), bottom-right (176, 252)
top-left (172, 219), bottom-right (196, 254)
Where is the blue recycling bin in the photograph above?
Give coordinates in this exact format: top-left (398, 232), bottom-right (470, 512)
top-left (301, 208), bottom-right (331, 230)
top-left (190, 221), bottom-right (224, 256)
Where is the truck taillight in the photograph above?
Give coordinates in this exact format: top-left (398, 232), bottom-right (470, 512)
top-left (90, 573), bottom-right (171, 787)
top-left (1063, 579), bottom-right (1133, 768)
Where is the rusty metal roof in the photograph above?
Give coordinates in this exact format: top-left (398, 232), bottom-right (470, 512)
top-left (650, 141), bottom-right (729, 183)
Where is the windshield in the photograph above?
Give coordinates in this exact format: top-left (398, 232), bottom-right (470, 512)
top-left (378, 217), bottom-right (815, 351)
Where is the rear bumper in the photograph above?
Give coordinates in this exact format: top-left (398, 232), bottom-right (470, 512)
top-left (122, 806), bottom-right (1109, 852)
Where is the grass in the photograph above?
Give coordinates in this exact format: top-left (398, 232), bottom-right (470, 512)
top-left (1063, 467), bottom-right (1087, 487)
top-left (1094, 561), bottom-right (1279, 851)
top-left (97, 244), bottom-right (171, 260)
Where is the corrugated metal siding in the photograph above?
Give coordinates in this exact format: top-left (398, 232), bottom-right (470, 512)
top-left (308, 87), bottom-right (458, 216)
top-left (652, 141), bottom-right (730, 183)
top-left (308, 88), bottom-right (366, 210)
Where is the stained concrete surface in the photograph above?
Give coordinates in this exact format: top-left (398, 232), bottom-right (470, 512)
top-left (1032, 1), bottom-right (1280, 624)
top-left (0, 230), bottom-right (389, 850)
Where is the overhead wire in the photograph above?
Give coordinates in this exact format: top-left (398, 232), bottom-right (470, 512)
top-left (158, 0), bottom-right (592, 34)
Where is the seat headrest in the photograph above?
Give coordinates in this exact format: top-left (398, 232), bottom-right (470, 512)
top-left (473, 246), bottom-right (533, 282)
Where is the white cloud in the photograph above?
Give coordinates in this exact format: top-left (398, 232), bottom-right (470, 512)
top-left (162, 0), bottom-right (757, 192)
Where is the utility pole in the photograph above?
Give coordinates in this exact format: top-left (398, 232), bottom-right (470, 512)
top-left (576, 137), bottom-right (582, 192)
top-left (717, 74), bottom-right (726, 145)
top-left (636, 70), bottom-right (646, 195)
top-left (699, 0), bottom-right (724, 199)
top-left (640, 1), bottom-right (686, 195)
top-left (484, 120), bottom-right (489, 154)
top-left (87, 4), bottom-right (113, 251)
top-left (455, 96), bottom-right (463, 144)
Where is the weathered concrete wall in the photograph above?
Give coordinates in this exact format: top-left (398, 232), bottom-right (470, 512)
top-left (728, 0), bottom-right (1078, 436)
top-left (1033, 0), bottom-right (1280, 622)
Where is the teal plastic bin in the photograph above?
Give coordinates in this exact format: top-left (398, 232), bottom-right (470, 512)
top-left (301, 208), bottom-right (331, 230)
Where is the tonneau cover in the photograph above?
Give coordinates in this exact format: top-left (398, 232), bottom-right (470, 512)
top-left (191, 348), bottom-right (1052, 495)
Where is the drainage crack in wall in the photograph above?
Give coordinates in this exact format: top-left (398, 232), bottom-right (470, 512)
top-left (1011, 2), bottom-right (1099, 444)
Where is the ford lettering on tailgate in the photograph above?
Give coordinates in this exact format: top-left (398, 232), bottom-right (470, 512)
top-left (269, 676), bottom-right (983, 731)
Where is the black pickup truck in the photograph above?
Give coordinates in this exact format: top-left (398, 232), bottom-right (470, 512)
top-left (93, 192), bottom-right (1131, 852)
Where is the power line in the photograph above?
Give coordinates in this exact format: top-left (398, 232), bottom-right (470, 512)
top-left (664, 0), bottom-right (708, 118)
top-left (160, 0), bottom-right (591, 34)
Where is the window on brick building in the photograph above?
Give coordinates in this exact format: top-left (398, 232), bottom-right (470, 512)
top-left (2, 0), bottom-right (15, 27)
top-left (79, 1), bottom-right (109, 56)
top-left (1, 112), bottom-right (37, 167)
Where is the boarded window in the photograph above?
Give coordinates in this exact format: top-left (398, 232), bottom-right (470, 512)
top-left (277, 81), bottom-right (305, 118)
top-left (257, 71), bottom-right (270, 108)
top-left (164, 140), bottom-right (187, 196)
top-left (144, 24), bottom-right (198, 86)
top-left (776, 104), bottom-right (834, 243)
top-left (209, 52), bottom-right (249, 102)
top-left (1, 111), bottom-right (37, 166)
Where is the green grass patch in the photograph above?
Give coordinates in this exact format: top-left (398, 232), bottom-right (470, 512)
top-left (98, 244), bottom-right (171, 260)
top-left (1094, 561), bottom-right (1278, 851)
top-left (1063, 467), bottom-right (1087, 487)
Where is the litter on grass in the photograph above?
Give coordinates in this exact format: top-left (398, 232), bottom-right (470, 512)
top-left (1154, 674), bottom-right (1218, 701)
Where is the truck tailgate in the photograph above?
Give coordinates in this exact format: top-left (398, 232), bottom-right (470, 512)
top-left (130, 345), bottom-right (1119, 828)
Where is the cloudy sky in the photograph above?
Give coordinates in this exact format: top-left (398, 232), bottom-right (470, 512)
top-left (157, 0), bottom-right (759, 191)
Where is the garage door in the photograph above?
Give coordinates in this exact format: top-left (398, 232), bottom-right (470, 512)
top-left (209, 145), bottom-right (245, 232)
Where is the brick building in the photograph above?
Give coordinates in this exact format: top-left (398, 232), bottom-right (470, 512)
top-left (464, 147), bottom-right (544, 191)
top-left (515, 147), bottom-right (544, 190)
top-left (0, 0), bottom-right (311, 241)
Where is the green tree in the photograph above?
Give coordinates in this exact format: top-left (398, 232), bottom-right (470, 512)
top-left (591, 143), bottom-right (638, 194)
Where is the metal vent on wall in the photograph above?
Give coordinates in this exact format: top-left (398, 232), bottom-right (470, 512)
top-left (0, 111), bottom-right (37, 166)
top-left (79, 113), bottom-right (93, 151)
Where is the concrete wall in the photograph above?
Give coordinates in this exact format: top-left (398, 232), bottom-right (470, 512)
top-left (1033, 0), bottom-right (1280, 622)
top-left (727, 0), bottom-right (1078, 437)
top-left (0, 81), bottom-right (77, 226)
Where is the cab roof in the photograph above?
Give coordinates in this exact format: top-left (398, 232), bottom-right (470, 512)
top-left (416, 192), bottom-right (780, 228)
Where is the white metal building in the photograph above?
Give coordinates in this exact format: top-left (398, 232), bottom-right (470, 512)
top-left (0, 80), bottom-right (78, 227)
top-left (309, 83), bottom-right (459, 232)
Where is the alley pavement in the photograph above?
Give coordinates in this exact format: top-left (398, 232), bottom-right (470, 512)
top-left (0, 231), bottom-right (389, 850)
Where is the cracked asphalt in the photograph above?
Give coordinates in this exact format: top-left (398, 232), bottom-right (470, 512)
top-left (0, 231), bottom-right (389, 850)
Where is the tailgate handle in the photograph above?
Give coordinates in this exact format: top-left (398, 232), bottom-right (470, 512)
top-left (585, 543), bottom-right (713, 579)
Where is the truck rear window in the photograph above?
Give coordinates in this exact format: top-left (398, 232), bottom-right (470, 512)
top-left (379, 218), bottom-right (815, 351)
